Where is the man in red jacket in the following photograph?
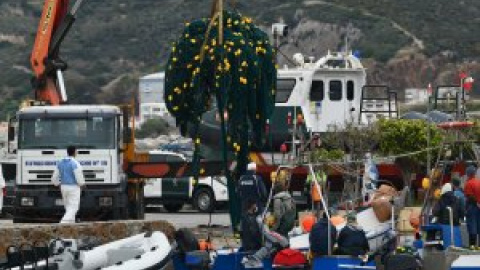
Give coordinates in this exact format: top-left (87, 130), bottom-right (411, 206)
top-left (464, 166), bottom-right (480, 246)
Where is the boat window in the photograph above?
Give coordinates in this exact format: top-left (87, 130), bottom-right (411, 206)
top-left (149, 154), bottom-right (185, 162)
top-left (329, 80), bottom-right (342, 101)
top-left (149, 154), bottom-right (167, 162)
top-left (276, 79), bottom-right (296, 103)
top-left (310, 81), bottom-right (324, 101)
top-left (347, 81), bottom-right (354, 101)
top-left (325, 60), bottom-right (345, 68)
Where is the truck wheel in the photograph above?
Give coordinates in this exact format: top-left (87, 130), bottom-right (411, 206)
top-left (193, 188), bottom-right (215, 213)
top-left (164, 203), bottom-right (184, 213)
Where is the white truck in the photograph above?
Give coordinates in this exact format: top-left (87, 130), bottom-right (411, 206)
top-left (144, 151), bottom-right (228, 213)
top-left (10, 105), bottom-right (144, 222)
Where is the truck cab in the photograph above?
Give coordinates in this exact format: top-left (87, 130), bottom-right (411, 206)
top-left (144, 150), bottom-right (228, 213)
top-left (12, 105), bottom-right (131, 222)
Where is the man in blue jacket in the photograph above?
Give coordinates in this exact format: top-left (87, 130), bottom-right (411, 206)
top-left (238, 162), bottom-right (268, 214)
top-left (52, 146), bottom-right (85, 223)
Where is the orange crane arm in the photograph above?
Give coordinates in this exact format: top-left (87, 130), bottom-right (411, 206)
top-left (30, 0), bottom-right (84, 105)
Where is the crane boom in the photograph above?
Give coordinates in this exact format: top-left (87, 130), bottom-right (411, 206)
top-left (30, 0), bottom-right (84, 105)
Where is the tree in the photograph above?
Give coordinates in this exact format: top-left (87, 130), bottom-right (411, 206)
top-left (136, 118), bottom-right (171, 139)
top-left (377, 119), bottom-right (444, 187)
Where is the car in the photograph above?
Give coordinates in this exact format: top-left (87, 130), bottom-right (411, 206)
top-left (143, 151), bottom-right (228, 213)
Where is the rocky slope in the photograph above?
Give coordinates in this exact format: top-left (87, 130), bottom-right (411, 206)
top-left (0, 0), bottom-right (479, 118)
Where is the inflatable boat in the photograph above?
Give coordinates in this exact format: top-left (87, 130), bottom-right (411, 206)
top-left (5, 231), bottom-right (173, 270)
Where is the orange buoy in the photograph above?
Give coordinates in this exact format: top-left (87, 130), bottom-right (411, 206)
top-left (330, 215), bottom-right (346, 227)
top-left (199, 239), bottom-right (214, 251)
top-left (302, 214), bottom-right (316, 233)
top-left (422, 177), bottom-right (430, 189)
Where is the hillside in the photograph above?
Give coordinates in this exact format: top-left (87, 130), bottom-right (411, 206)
top-left (0, 0), bottom-right (479, 118)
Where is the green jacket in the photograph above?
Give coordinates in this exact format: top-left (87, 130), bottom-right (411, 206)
top-left (306, 171), bottom-right (327, 184)
top-left (272, 191), bottom-right (296, 237)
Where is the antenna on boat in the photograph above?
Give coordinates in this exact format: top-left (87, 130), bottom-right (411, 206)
top-left (345, 35), bottom-right (349, 55)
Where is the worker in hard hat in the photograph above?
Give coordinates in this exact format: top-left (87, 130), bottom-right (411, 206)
top-left (305, 170), bottom-right (327, 218)
top-left (238, 162), bottom-right (268, 214)
top-left (431, 183), bottom-right (464, 247)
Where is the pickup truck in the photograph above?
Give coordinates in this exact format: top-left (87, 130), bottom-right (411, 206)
top-left (143, 151), bottom-right (228, 213)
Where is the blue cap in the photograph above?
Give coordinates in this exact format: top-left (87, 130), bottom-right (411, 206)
top-left (466, 166), bottom-right (477, 176)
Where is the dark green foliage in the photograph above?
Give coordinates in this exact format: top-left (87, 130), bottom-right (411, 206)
top-left (135, 118), bottom-right (170, 139)
top-left (1, 0), bottom-right (480, 120)
top-left (165, 10), bottom-right (276, 177)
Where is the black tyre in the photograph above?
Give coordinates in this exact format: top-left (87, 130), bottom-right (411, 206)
top-left (193, 188), bottom-right (215, 213)
top-left (127, 183), bottom-right (145, 220)
top-left (164, 203), bottom-right (184, 213)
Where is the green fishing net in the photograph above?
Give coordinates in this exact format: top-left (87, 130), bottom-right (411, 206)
top-left (165, 10), bottom-right (276, 176)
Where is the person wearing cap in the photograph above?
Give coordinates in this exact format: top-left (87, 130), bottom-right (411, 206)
top-left (238, 162), bottom-right (268, 214)
top-left (432, 183), bottom-right (464, 225)
top-left (464, 166), bottom-right (480, 246)
top-left (431, 183), bottom-right (465, 247)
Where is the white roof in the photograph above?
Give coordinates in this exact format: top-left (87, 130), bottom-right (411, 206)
top-left (141, 72), bottom-right (165, 80)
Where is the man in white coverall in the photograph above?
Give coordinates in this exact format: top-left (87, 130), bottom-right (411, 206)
top-left (0, 165), bottom-right (5, 216)
top-left (52, 146), bottom-right (85, 223)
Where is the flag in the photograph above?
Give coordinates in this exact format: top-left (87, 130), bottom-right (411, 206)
top-left (463, 77), bottom-right (474, 92)
top-left (459, 71), bottom-right (467, 80)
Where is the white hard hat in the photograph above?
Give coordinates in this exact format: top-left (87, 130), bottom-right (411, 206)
top-left (247, 162), bottom-right (257, 171)
top-left (441, 183), bottom-right (452, 195)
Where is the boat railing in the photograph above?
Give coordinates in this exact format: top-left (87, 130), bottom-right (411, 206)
top-left (359, 85), bottom-right (399, 124)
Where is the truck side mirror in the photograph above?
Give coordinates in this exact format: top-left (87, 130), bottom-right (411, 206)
top-left (8, 126), bottom-right (14, 142)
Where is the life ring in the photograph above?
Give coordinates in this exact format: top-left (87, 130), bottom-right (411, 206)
top-left (437, 121), bottom-right (474, 129)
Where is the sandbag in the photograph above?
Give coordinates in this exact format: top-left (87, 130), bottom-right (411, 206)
top-left (371, 196), bottom-right (393, 222)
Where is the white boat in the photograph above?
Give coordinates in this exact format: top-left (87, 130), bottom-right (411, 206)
top-left (8, 231), bottom-right (172, 270)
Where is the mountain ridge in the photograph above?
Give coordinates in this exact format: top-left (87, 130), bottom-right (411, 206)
top-left (0, 0), bottom-right (479, 118)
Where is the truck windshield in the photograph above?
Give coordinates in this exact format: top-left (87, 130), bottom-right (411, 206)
top-left (19, 117), bottom-right (115, 149)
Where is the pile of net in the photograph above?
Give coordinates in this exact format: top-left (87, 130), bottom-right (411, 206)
top-left (164, 10), bottom-right (276, 175)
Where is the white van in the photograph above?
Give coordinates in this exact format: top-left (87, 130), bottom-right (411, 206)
top-left (143, 151), bottom-right (228, 213)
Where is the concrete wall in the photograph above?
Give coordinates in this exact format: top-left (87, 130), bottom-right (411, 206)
top-left (0, 220), bottom-right (175, 259)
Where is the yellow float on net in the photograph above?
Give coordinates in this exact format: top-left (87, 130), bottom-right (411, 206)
top-left (422, 177), bottom-right (430, 189)
top-left (270, 171), bottom-right (277, 182)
